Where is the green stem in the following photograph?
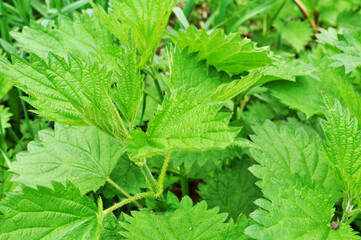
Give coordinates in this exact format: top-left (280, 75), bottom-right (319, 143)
top-left (106, 177), bottom-right (142, 209)
top-left (180, 165), bottom-right (189, 196)
top-left (158, 151), bottom-right (172, 190)
top-left (103, 192), bottom-right (152, 216)
top-left (153, 76), bottom-right (164, 102)
top-left (143, 89), bottom-right (161, 104)
top-left (341, 196), bottom-right (354, 223)
top-left (140, 162), bottom-right (161, 195)
top-left (18, 89), bottom-right (34, 139)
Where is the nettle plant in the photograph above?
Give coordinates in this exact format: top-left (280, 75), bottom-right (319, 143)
top-left (0, 0), bottom-right (361, 239)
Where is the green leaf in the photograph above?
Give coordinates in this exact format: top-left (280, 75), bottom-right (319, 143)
top-left (330, 29), bottom-right (361, 73)
top-left (245, 178), bottom-right (359, 239)
top-left (11, 11), bottom-right (120, 67)
top-left (0, 53), bottom-right (129, 141)
top-left (321, 96), bottom-right (361, 202)
top-left (168, 46), bottom-right (263, 102)
top-left (0, 105), bottom-right (12, 134)
top-left (110, 45), bottom-right (143, 125)
top-left (220, 215), bottom-right (253, 240)
top-left (198, 157), bottom-right (261, 219)
top-left (0, 167), bottom-right (15, 201)
top-left (98, 154), bottom-right (146, 198)
top-left (245, 120), bottom-right (359, 239)
top-left (127, 89), bottom-right (240, 160)
top-left (10, 124), bottom-right (125, 194)
top-left (100, 214), bottom-right (125, 240)
top-left (0, 74), bottom-right (12, 99)
top-left (98, 0), bottom-right (176, 66)
top-left (173, 27), bottom-right (272, 75)
top-left (167, 47), bottom-right (232, 92)
top-left (275, 19), bottom-right (313, 52)
top-left (119, 196), bottom-right (229, 239)
top-left (0, 181), bottom-right (103, 240)
top-left (249, 120), bottom-right (339, 197)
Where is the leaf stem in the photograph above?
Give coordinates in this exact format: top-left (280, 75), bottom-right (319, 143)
top-left (140, 161), bottom-right (162, 196)
top-left (292, 0), bottom-right (318, 33)
top-left (143, 88), bottom-right (161, 104)
top-left (103, 192), bottom-right (152, 216)
top-left (158, 151), bottom-right (172, 190)
top-left (180, 164), bottom-right (189, 196)
top-left (106, 177), bottom-right (142, 209)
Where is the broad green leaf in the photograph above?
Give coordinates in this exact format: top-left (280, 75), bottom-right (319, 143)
top-left (100, 214), bottom-right (125, 240)
top-left (11, 11), bottom-right (120, 67)
top-left (198, 157), bottom-right (261, 219)
top-left (0, 74), bottom-right (12, 99)
top-left (321, 96), bottom-right (361, 202)
top-left (330, 29), bottom-right (361, 73)
top-left (173, 27), bottom-right (272, 75)
top-left (337, 11), bottom-right (361, 31)
top-left (316, 28), bottom-right (338, 47)
top-left (98, 0), bottom-right (176, 66)
top-left (0, 181), bottom-right (104, 240)
top-left (0, 53), bottom-right (128, 141)
top-left (245, 178), bottom-right (359, 239)
top-left (258, 58), bottom-right (317, 84)
top-left (0, 167), bottom-right (15, 201)
top-left (99, 154), bottom-right (146, 198)
top-left (10, 124), bottom-right (125, 194)
top-left (0, 106), bottom-right (12, 134)
top-left (110, 45), bottom-right (143, 125)
top-left (274, 19), bottom-right (313, 52)
top-left (220, 215), bottom-right (253, 240)
top-left (249, 120), bottom-right (339, 196)
top-left (167, 47), bottom-right (232, 91)
top-left (245, 120), bottom-right (358, 239)
top-left (168, 46), bottom-right (263, 102)
top-left (127, 89), bottom-right (240, 160)
top-left (119, 196), bottom-right (229, 239)
top-left (267, 57), bottom-right (361, 119)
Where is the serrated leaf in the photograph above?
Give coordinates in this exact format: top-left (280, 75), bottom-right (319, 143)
top-left (127, 89), bottom-right (240, 160)
top-left (110, 45), bottom-right (143, 125)
top-left (0, 53), bottom-right (128, 141)
top-left (100, 214), bottom-right (124, 240)
top-left (245, 178), bottom-right (359, 239)
top-left (330, 29), bottom-right (361, 73)
top-left (173, 27), bottom-right (272, 75)
top-left (245, 120), bottom-right (359, 239)
top-left (321, 96), bottom-right (361, 202)
top-left (198, 157), bottom-right (261, 220)
top-left (11, 11), bottom-right (119, 67)
top-left (10, 124), bottom-right (124, 194)
top-left (0, 181), bottom-right (103, 240)
top-left (0, 167), bottom-right (15, 201)
top-left (0, 105), bottom-right (12, 134)
top-left (0, 74), bottom-right (12, 99)
top-left (98, 0), bottom-right (176, 66)
top-left (275, 20), bottom-right (313, 52)
top-left (119, 196), bottom-right (228, 240)
top-left (220, 215), bottom-right (253, 240)
top-left (316, 28), bottom-right (338, 47)
top-left (249, 120), bottom-right (338, 194)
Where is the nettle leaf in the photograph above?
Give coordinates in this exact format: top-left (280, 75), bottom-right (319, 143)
top-left (98, 0), bottom-right (176, 66)
top-left (173, 27), bottom-right (272, 75)
top-left (100, 214), bottom-right (124, 240)
top-left (0, 181), bottom-right (103, 240)
top-left (330, 29), bottom-right (361, 73)
top-left (120, 196), bottom-right (231, 239)
top-left (245, 121), bottom-right (359, 239)
top-left (316, 28), bottom-right (338, 47)
top-left (11, 11), bottom-right (120, 67)
top-left (275, 19), bottom-right (313, 52)
top-left (249, 120), bottom-right (338, 194)
top-left (0, 105), bottom-right (12, 134)
top-left (267, 57), bottom-right (361, 119)
top-left (198, 157), bottom-right (261, 220)
top-left (0, 53), bottom-right (129, 141)
top-left (168, 46), bottom-right (263, 102)
top-left (0, 74), bottom-right (12, 99)
top-left (10, 124), bottom-right (125, 194)
top-left (220, 214), bottom-right (253, 240)
top-left (110, 45), bottom-right (143, 125)
top-left (245, 178), bottom-right (359, 239)
top-left (127, 89), bottom-right (240, 160)
top-left (258, 58), bottom-right (317, 84)
top-left (0, 167), bottom-right (15, 201)
top-left (321, 96), bottom-right (361, 202)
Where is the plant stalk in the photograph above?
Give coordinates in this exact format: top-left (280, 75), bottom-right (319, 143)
top-left (103, 192), bottom-right (152, 216)
top-left (140, 162), bottom-right (161, 195)
top-left (158, 151), bottom-right (172, 190)
top-left (106, 177), bottom-right (142, 208)
top-left (292, 0), bottom-right (318, 33)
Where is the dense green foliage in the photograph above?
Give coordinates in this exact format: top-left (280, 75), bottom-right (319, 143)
top-left (0, 0), bottom-right (361, 239)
